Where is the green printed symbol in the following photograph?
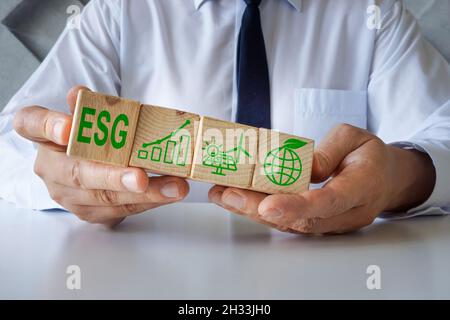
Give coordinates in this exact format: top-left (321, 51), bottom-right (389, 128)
top-left (264, 138), bottom-right (307, 186)
top-left (137, 120), bottom-right (191, 166)
top-left (202, 133), bottom-right (251, 176)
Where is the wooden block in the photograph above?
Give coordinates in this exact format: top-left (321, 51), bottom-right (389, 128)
top-left (67, 90), bottom-right (141, 167)
top-left (190, 117), bottom-right (258, 188)
top-left (67, 90), bottom-right (317, 196)
top-left (129, 105), bottom-right (200, 177)
top-left (251, 129), bottom-right (314, 194)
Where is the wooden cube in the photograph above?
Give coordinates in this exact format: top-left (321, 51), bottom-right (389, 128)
top-left (129, 105), bottom-right (200, 177)
top-left (67, 90), bottom-right (141, 167)
top-left (251, 129), bottom-right (314, 194)
top-left (190, 117), bottom-right (258, 188)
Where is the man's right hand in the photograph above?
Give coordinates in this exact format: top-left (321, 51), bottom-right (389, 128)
top-left (13, 86), bottom-right (189, 227)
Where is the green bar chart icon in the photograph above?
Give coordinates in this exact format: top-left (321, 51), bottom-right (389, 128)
top-left (137, 120), bottom-right (191, 167)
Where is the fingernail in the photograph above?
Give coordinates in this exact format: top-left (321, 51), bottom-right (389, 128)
top-left (223, 191), bottom-right (245, 210)
top-left (210, 190), bottom-right (224, 204)
top-left (52, 120), bottom-right (66, 143)
top-left (261, 208), bottom-right (283, 219)
top-left (161, 182), bottom-right (180, 198)
top-left (121, 172), bottom-right (140, 192)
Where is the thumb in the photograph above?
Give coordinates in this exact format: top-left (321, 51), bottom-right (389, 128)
top-left (14, 106), bottom-right (72, 146)
top-left (311, 151), bottom-right (333, 183)
top-left (311, 124), bottom-right (374, 183)
top-left (67, 85), bottom-right (92, 114)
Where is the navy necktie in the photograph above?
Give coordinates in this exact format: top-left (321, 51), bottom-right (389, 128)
top-left (236, 0), bottom-right (271, 129)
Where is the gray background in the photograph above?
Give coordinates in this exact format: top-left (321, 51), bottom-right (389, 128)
top-left (0, 0), bottom-right (449, 110)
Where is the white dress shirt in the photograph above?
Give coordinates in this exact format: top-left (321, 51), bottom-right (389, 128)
top-left (0, 0), bottom-right (449, 217)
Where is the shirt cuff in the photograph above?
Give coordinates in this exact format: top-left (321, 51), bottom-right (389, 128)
top-left (380, 140), bottom-right (450, 219)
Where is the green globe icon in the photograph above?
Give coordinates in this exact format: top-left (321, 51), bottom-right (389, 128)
top-left (263, 138), bottom-right (307, 186)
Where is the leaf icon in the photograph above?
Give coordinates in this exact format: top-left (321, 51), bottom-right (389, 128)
top-left (283, 138), bottom-right (307, 150)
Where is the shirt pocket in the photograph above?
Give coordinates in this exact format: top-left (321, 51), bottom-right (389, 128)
top-left (293, 88), bottom-right (368, 143)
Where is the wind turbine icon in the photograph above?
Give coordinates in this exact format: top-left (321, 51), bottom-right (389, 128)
top-left (202, 133), bottom-right (251, 176)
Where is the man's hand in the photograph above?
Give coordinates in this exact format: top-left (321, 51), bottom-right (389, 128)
top-left (13, 86), bottom-right (189, 227)
top-left (209, 124), bottom-right (436, 234)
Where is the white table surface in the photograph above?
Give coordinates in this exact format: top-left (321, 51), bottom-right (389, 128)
top-left (0, 199), bottom-right (449, 299)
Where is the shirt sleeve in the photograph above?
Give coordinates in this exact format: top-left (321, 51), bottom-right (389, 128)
top-left (368, 0), bottom-right (450, 218)
top-left (0, 0), bottom-right (122, 209)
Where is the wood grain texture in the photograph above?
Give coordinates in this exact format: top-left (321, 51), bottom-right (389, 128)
top-left (190, 117), bottom-right (258, 188)
top-left (129, 104), bottom-right (200, 177)
top-left (67, 90), bottom-right (141, 167)
top-left (251, 128), bottom-right (314, 194)
top-left (67, 91), bottom-right (316, 194)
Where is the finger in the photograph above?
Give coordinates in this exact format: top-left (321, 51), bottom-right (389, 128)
top-left (51, 176), bottom-right (189, 206)
top-left (211, 187), bottom-right (266, 217)
top-left (13, 106), bottom-right (72, 145)
top-left (258, 165), bottom-right (369, 222)
top-left (102, 218), bottom-right (126, 228)
top-left (65, 202), bottom-right (161, 225)
top-left (312, 124), bottom-right (375, 183)
top-left (67, 86), bottom-right (91, 114)
top-left (258, 193), bottom-right (375, 235)
top-left (209, 186), bottom-right (282, 230)
top-left (297, 206), bottom-right (376, 235)
top-left (208, 185), bottom-right (227, 208)
top-left (36, 149), bottom-right (149, 192)
top-left (72, 162), bottom-right (149, 192)
top-left (209, 186), bottom-right (264, 217)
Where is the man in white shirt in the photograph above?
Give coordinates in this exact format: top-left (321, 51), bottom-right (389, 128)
top-left (1, 0), bottom-right (449, 233)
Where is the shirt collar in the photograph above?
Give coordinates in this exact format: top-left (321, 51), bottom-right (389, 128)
top-left (194, 0), bottom-right (302, 12)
